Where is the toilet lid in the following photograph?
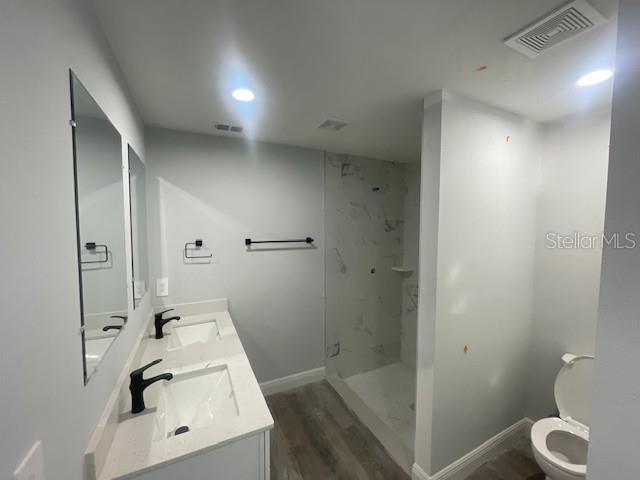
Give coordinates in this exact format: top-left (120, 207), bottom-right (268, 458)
top-left (554, 356), bottom-right (594, 428)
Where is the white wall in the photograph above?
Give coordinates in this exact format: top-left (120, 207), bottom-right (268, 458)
top-left (588, 1), bottom-right (640, 478)
top-left (145, 128), bottom-right (325, 383)
top-left (526, 108), bottom-right (611, 421)
top-left (413, 95), bottom-right (614, 474)
top-left (0, 1), bottom-right (148, 479)
top-left (413, 98), bottom-right (443, 475)
top-left (430, 94), bottom-right (539, 472)
top-left (414, 93), bottom-right (540, 475)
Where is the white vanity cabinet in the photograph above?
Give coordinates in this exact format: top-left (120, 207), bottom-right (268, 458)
top-left (85, 299), bottom-right (273, 480)
top-left (132, 431), bottom-right (270, 480)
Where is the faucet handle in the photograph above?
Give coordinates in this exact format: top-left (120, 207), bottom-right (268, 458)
top-left (131, 358), bottom-right (163, 378)
top-left (155, 309), bottom-right (173, 320)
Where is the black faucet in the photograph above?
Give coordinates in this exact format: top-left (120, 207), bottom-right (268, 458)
top-left (154, 309), bottom-right (180, 339)
top-left (129, 359), bottom-right (173, 414)
top-left (102, 315), bottom-right (127, 332)
top-left (102, 325), bottom-right (122, 332)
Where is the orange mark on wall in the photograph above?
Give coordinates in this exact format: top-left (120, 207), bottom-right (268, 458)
top-left (477, 65), bottom-right (488, 72)
top-left (464, 345), bottom-right (469, 354)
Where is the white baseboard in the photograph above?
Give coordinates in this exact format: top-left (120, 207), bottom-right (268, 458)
top-left (412, 463), bottom-right (430, 480)
top-left (412, 417), bottom-right (534, 480)
top-left (260, 366), bottom-right (326, 396)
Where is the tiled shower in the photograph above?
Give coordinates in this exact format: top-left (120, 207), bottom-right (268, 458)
top-left (324, 152), bottom-right (420, 456)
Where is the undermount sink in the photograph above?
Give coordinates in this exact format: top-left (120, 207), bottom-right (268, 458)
top-left (154, 364), bottom-right (238, 441)
top-left (85, 336), bottom-right (115, 371)
top-left (167, 320), bottom-right (221, 350)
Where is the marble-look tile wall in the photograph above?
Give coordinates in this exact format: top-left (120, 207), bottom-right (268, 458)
top-left (325, 152), bottom-right (407, 378)
top-left (401, 161), bottom-right (421, 367)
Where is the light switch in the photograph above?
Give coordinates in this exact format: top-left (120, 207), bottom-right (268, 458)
top-left (156, 277), bottom-right (169, 297)
top-left (14, 441), bottom-right (45, 480)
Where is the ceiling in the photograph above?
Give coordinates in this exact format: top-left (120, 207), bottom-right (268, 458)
top-left (91, 0), bottom-right (618, 162)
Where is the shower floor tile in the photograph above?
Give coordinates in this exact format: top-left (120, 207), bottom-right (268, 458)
top-left (344, 362), bottom-right (416, 450)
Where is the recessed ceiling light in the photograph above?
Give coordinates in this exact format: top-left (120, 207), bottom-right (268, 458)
top-left (232, 88), bottom-right (255, 102)
top-left (577, 69), bottom-right (613, 87)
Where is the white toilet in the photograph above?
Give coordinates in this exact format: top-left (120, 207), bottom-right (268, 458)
top-left (531, 353), bottom-right (594, 480)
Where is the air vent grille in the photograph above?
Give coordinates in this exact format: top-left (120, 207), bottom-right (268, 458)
top-left (215, 123), bottom-right (243, 134)
top-left (504, 0), bottom-right (607, 58)
top-left (318, 119), bottom-right (348, 132)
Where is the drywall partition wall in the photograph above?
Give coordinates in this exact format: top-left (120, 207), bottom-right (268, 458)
top-left (145, 128), bottom-right (325, 383)
top-left (526, 107), bottom-right (611, 421)
top-left (401, 160), bottom-right (421, 368)
top-left (0, 1), bottom-right (147, 479)
top-left (325, 152), bottom-right (405, 379)
top-left (413, 96), bottom-right (443, 476)
top-left (588, 1), bottom-right (640, 478)
top-left (429, 94), bottom-right (539, 473)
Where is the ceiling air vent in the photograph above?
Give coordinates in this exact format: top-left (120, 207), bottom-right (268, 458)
top-left (318, 119), bottom-right (348, 132)
top-left (504, 0), bottom-right (607, 58)
top-left (215, 123), bottom-right (243, 134)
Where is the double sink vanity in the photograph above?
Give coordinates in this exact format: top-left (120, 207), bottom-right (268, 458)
top-left (85, 299), bottom-right (273, 480)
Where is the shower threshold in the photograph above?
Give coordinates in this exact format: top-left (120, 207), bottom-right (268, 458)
top-left (328, 362), bottom-right (416, 474)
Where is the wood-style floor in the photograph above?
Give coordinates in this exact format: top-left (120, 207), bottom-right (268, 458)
top-left (267, 380), bottom-right (409, 480)
top-left (266, 380), bottom-right (544, 480)
top-left (466, 436), bottom-right (544, 480)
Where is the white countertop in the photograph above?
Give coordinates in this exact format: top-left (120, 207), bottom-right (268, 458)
top-left (86, 302), bottom-right (273, 480)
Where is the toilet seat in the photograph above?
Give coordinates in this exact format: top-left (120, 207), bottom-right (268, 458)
top-left (531, 417), bottom-right (588, 477)
top-left (531, 354), bottom-right (594, 479)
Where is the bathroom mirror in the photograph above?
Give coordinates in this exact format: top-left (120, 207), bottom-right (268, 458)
top-left (128, 146), bottom-right (149, 309)
top-left (70, 71), bottom-right (128, 383)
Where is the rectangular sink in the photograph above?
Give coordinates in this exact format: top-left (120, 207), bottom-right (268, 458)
top-left (84, 336), bottom-right (116, 372)
top-left (155, 364), bottom-right (238, 441)
top-left (167, 320), bottom-right (221, 350)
